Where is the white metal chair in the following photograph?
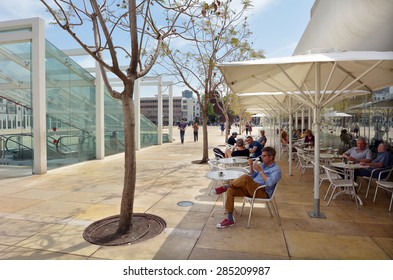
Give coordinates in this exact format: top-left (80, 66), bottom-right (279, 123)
top-left (373, 168), bottom-right (393, 211)
top-left (207, 159), bottom-right (224, 195)
top-left (297, 153), bottom-right (314, 182)
top-left (358, 166), bottom-right (393, 198)
top-left (240, 183), bottom-right (280, 229)
top-left (295, 149), bottom-right (305, 170)
top-left (323, 166), bottom-right (359, 208)
top-left (280, 143), bottom-right (289, 157)
top-left (318, 165), bottom-right (340, 189)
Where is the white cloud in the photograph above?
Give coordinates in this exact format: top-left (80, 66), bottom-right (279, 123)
top-left (0, 1), bottom-right (50, 22)
top-left (230, 0), bottom-right (274, 15)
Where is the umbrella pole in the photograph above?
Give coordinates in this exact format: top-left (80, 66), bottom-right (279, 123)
top-left (308, 62), bottom-right (326, 219)
top-left (288, 98), bottom-right (293, 176)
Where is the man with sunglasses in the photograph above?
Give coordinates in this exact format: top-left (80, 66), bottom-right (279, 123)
top-left (216, 146), bottom-right (282, 229)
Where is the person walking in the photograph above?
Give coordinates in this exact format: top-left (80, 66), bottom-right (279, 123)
top-left (245, 122), bottom-right (251, 135)
top-left (192, 121), bottom-right (199, 142)
top-left (178, 120), bottom-right (187, 144)
top-left (219, 122), bottom-right (225, 135)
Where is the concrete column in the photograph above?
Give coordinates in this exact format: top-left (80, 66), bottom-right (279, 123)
top-left (32, 18), bottom-right (47, 174)
top-left (157, 76), bottom-right (163, 145)
top-left (169, 85), bottom-right (173, 142)
top-left (95, 59), bottom-right (105, 159)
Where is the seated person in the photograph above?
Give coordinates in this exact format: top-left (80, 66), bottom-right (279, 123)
top-left (342, 137), bottom-right (372, 164)
top-left (356, 142), bottom-right (393, 179)
top-left (225, 138), bottom-right (250, 158)
top-left (291, 128), bottom-right (298, 140)
top-left (295, 129), bottom-right (302, 139)
top-left (215, 147), bottom-right (282, 228)
top-left (303, 129), bottom-right (315, 147)
top-left (227, 131), bottom-right (238, 146)
top-left (246, 136), bottom-right (263, 158)
top-left (257, 130), bottom-right (267, 148)
top-left (281, 129), bottom-right (289, 145)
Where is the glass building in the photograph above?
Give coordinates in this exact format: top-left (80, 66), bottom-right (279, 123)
top-left (0, 18), bottom-right (172, 178)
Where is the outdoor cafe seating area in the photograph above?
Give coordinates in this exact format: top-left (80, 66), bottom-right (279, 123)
top-left (213, 125), bottom-right (393, 214)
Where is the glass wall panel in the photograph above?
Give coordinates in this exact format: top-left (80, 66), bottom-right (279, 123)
top-left (104, 88), bottom-right (162, 157)
top-left (0, 41), bottom-right (33, 177)
top-left (104, 90), bottom-right (124, 156)
top-left (45, 41), bottom-right (96, 169)
top-left (0, 34), bottom-right (168, 178)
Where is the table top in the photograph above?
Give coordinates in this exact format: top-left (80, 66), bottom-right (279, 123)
top-left (218, 157), bottom-right (248, 165)
top-left (330, 162), bottom-right (369, 169)
top-left (319, 153), bottom-right (334, 158)
top-left (206, 170), bottom-right (246, 181)
top-left (303, 147), bottom-right (328, 152)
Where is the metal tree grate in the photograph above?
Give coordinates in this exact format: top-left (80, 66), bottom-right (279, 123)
top-left (83, 213), bottom-right (166, 246)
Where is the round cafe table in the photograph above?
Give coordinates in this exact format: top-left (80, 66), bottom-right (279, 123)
top-left (206, 169), bottom-right (246, 216)
top-left (218, 157), bottom-right (248, 167)
top-left (206, 169), bottom-right (246, 181)
top-left (303, 147), bottom-right (328, 153)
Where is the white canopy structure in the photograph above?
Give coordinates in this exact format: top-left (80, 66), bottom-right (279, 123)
top-left (218, 50), bottom-right (393, 218)
top-left (323, 112), bottom-right (352, 117)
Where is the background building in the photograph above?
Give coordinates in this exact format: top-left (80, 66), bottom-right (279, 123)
top-left (140, 90), bottom-right (200, 125)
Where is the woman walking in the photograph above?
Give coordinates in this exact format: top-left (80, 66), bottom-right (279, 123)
top-left (192, 121), bottom-right (199, 142)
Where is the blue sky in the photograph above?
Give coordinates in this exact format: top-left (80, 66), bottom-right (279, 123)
top-left (0, 0), bottom-right (314, 57)
top-left (0, 0), bottom-right (315, 95)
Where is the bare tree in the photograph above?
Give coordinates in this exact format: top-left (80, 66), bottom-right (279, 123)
top-left (228, 91), bottom-right (251, 134)
top-left (161, 0), bottom-right (264, 163)
top-left (41, 0), bottom-right (198, 239)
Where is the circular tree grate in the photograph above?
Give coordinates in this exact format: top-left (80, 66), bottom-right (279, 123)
top-left (83, 213), bottom-right (166, 246)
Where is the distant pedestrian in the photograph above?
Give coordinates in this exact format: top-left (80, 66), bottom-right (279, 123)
top-left (178, 120), bottom-right (187, 144)
top-left (219, 122), bottom-right (225, 135)
top-left (192, 121), bottom-right (199, 142)
top-left (245, 122), bottom-right (251, 135)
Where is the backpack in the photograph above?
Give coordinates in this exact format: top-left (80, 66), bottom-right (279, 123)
top-left (213, 147), bottom-right (225, 159)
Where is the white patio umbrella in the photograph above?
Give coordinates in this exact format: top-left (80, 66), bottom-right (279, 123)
top-left (350, 96), bottom-right (393, 142)
top-left (238, 92), bottom-right (306, 171)
top-left (323, 111), bottom-right (353, 129)
top-left (251, 113), bottom-right (265, 117)
top-left (218, 50), bottom-right (393, 218)
top-left (323, 112), bottom-right (352, 117)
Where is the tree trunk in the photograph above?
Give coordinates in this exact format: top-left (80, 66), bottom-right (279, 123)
top-left (117, 86), bottom-right (136, 234)
top-left (224, 115), bottom-right (230, 144)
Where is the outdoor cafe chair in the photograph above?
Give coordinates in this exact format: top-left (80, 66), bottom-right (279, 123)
top-left (318, 164), bottom-right (340, 190)
top-left (240, 183), bottom-right (280, 229)
top-left (322, 166), bottom-right (359, 208)
top-left (358, 166), bottom-right (393, 198)
top-left (297, 153), bottom-right (314, 182)
top-left (207, 159), bottom-right (224, 195)
top-left (373, 168), bottom-right (393, 211)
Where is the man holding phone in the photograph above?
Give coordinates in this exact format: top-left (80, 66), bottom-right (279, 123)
top-left (216, 146), bottom-right (282, 229)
